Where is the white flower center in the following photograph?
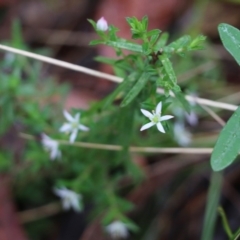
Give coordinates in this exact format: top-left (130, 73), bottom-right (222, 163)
top-left (151, 113), bottom-right (161, 124)
top-left (71, 121), bottom-right (79, 129)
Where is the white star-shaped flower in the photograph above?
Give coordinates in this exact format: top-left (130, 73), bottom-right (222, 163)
top-left (59, 110), bottom-right (89, 143)
top-left (140, 102), bottom-right (174, 133)
top-left (54, 187), bottom-right (82, 212)
top-left (96, 17), bottom-right (108, 31)
top-left (106, 221), bottom-right (129, 239)
top-left (41, 133), bottom-right (61, 160)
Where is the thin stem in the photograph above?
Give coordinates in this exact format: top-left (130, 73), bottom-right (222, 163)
top-left (200, 104), bottom-right (226, 127)
top-left (0, 44), bottom-right (238, 112)
top-left (19, 133), bottom-right (212, 154)
top-left (218, 206), bottom-right (233, 239)
top-left (0, 44), bottom-right (122, 83)
top-left (18, 201), bottom-right (61, 224)
top-left (201, 171), bottom-right (223, 240)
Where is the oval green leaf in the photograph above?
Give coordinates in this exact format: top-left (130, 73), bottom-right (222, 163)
top-left (218, 23), bottom-right (240, 65)
top-left (211, 106), bottom-right (240, 171)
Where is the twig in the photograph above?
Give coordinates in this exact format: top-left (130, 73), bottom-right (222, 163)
top-left (178, 61), bottom-right (216, 83)
top-left (0, 44), bottom-right (122, 83)
top-left (0, 44), bottom-right (238, 111)
top-left (19, 133), bottom-right (212, 154)
top-left (200, 104), bottom-right (226, 127)
top-left (18, 202), bottom-right (61, 224)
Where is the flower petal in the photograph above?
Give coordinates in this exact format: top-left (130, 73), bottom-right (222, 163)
top-left (160, 115), bottom-right (174, 121)
top-left (140, 122), bottom-right (155, 131)
top-left (157, 122), bottom-right (165, 133)
top-left (70, 129), bottom-right (78, 143)
top-left (63, 199), bottom-right (71, 210)
top-left (59, 123), bottom-right (72, 132)
top-left (141, 109), bottom-right (153, 118)
top-left (63, 110), bottom-right (74, 122)
top-left (156, 102), bottom-right (162, 114)
top-left (74, 113), bottom-right (80, 122)
top-left (70, 197), bottom-right (81, 212)
top-left (54, 188), bottom-right (66, 198)
top-left (78, 124), bottom-right (89, 131)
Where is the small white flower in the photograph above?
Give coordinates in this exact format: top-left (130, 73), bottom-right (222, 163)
top-left (96, 17), bottom-right (108, 31)
top-left (173, 122), bottom-right (192, 146)
top-left (106, 221), bottom-right (129, 239)
top-left (54, 187), bottom-right (82, 212)
top-left (41, 133), bottom-right (61, 160)
top-left (59, 110), bottom-right (89, 143)
top-left (140, 102), bottom-right (174, 133)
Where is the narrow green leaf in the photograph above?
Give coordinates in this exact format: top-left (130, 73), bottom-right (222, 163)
top-left (89, 39), bottom-right (104, 46)
top-left (164, 35), bottom-right (191, 53)
top-left (201, 172), bottom-right (223, 240)
top-left (121, 72), bottom-right (150, 107)
top-left (87, 19), bottom-right (96, 29)
top-left (103, 72), bottom-right (139, 108)
top-left (218, 23), bottom-right (240, 65)
top-left (12, 19), bottom-right (24, 49)
top-left (142, 42), bottom-right (149, 54)
top-left (154, 32), bottom-right (169, 51)
top-left (211, 106), bottom-right (240, 171)
top-left (94, 56), bottom-right (116, 65)
top-left (141, 15), bottom-right (148, 31)
top-left (189, 35), bottom-right (206, 50)
top-left (147, 29), bottom-right (161, 37)
top-left (218, 207), bottom-right (233, 239)
top-left (159, 54), bottom-right (177, 84)
top-left (132, 33), bottom-right (142, 39)
top-left (173, 90), bottom-right (191, 113)
top-left (232, 228), bottom-right (240, 240)
top-left (105, 40), bottom-right (143, 53)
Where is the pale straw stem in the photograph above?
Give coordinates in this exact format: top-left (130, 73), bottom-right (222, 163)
top-left (200, 104), bottom-right (226, 127)
top-left (0, 44), bottom-right (237, 111)
top-left (19, 133), bottom-right (212, 154)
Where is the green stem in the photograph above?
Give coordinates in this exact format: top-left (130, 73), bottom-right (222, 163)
top-left (201, 171), bottom-right (223, 240)
top-left (218, 206), bottom-right (233, 239)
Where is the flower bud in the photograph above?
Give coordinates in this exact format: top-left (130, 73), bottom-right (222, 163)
top-left (96, 17), bottom-right (108, 31)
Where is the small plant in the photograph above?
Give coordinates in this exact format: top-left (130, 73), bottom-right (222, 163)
top-left (3, 16), bottom-right (240, 239)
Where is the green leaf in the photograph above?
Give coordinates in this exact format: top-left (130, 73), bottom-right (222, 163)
top-left (108, 25), bottom-right (119, 41)
top-left (142, 42), bottom-right (149, 54)
top-left (12, 19), bottom-right (24, 49)
top-left (148, 29), bottom-right (161, 46)
top-left (211, 106), bottom-right (240, 171)
top-left (103, 72), bottom-right (139, 108)
top-left (94, 56), bottom-right (116, 65)
top-left (87, 19), bottom-right (96, 29)
top-left (201, 172), bottom-right (223, 240)
top-left (141, 15), bottom-right (148, 31)
top-left (121, 72), bottom-right (150, 107)
top-left (132, 33), bottom-right (142, 39)
top-left (218, 23), bottom-right (240, 65)
top-left (105, 40), bottom-right (143, 53)
top-left (159, 54), bottom-right (177, 84)
top-left (189, 35), bottom-right (206, 50)
top-left (164, 35), bottom-right (191, 54)
top-left (89, 39), bottom-right (104, 46)
top-left (154, 32), bottom-right (169, 51)
top-left (173, 90), bottom-right (191, 113)
top-left (232, 228), bottom-right (240, 240)
top-left (147, 29), bottom-right (161, 37)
